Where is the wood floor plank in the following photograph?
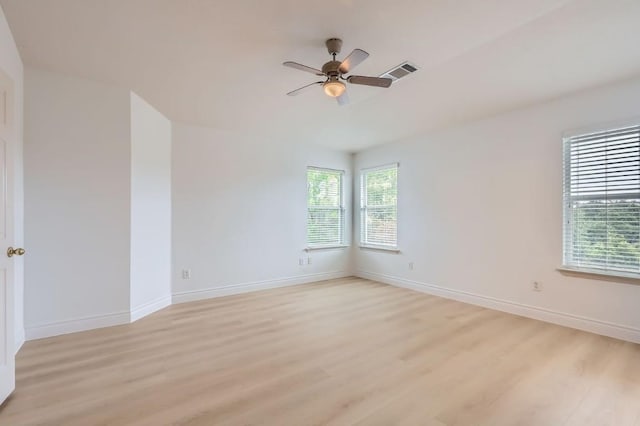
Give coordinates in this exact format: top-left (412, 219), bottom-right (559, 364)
top-left (1, 277), bottom-right (639, 425)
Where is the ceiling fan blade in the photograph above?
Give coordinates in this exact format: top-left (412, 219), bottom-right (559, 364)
top-left (336, 91), bottom-right (349, 106)
top-left (339, 49), bottom-right (369, 74)
top-left (283, 61), bottom-right (324, 76)
top-left (286, 81), bottom-right (323, 96)
top-left (347, 75), bottom-right (392, 88)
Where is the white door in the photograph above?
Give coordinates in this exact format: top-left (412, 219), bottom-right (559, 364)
top-left (0, 67), bottom-right (17, 404)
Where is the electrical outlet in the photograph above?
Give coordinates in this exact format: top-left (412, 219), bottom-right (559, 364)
top-left (532, 281), bottom-right (542, 292)
top-left (182, 269), bottom-right (191, 280)
top-left (307, 257), bottom-right (312, 265)
top-left (299, 258), bottom-right (304, 266)
top-left (409, 262), bottom-right (414, 270)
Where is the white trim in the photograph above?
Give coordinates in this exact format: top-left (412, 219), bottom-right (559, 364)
top-left (360, 163), bottom-right (399, 248)
top-left (172, 271), bottom-right (348, 304)
top-left (25, 311), bottom-right (130, 341)
top-left (307, 167), bottom-right (346, 247)
top-left (14, 329), bottom-right (25, 355)
top-left (562, 117), bottom-right (640, 139)
top-left (558, 266), bottom-right (640, 284)
top-left (356, 270), bottom-right (640, 344)
top-left (305, 245), bottom-right (349, 251)
top-left (359, 245), bottom-right (400, 253)
top-left (562, 123), bottom-right (640, 272)
top-left (307, 165), bottom-right (345, 174)
top-left (360, 162), bottom-right (400, 173)
top-left (130, 295), bottom-right (172, 322)
top-left (22, 272), bottom-right (350, 341)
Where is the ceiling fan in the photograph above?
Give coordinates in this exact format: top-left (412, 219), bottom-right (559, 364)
top-left (283, 38), bottom-right (393, 106)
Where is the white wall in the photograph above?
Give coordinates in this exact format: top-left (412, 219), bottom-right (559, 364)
top-left (24, 68), bottom-right (132, 337)
top-left (0, 5), bottom-right (25, 352)
top-left (172, 123), bottom-right (352, 301)
top-left (130, 93), bottom-right (172, 319)
top-left (354, 76), bottom-right (640, 343)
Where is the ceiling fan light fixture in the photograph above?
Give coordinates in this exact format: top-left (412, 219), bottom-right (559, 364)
top-left (323, 79), bottom-right (346, 97)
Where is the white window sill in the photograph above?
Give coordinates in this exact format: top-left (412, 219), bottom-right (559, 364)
top-left (305, 245), bottom-right (349, 252)
top-left (359, 245), bottom-right (400, 253)
top-left (557, 266), bottom-right (640, 285)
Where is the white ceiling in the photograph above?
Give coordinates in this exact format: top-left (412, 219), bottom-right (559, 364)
top-left (2, 0), bottom-right (640, 151)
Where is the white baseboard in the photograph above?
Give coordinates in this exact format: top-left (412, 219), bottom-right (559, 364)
top-left (357, 270), bottom-right (640, 344)
top-left (25, 311), bottom-right (130, 341)
top-left (172, 271), bottom-right (349, 304)
top-left (130, 295), bottom-right (172, 322)
top-left (23, 272), bottom-right (350, 341)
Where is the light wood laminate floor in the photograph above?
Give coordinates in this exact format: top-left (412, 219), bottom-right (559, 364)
top-left (1, 277), bottom-right (639, 425)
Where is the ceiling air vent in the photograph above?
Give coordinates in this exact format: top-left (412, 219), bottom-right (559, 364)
top-left (379, 61), bottom-right (418, 83)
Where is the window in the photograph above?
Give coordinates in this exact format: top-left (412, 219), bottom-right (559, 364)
top-left (563, 124), bottom-right (640, 275)
top-left (361, 164), bottom-right (398, 248)
top-left (307, 167), bottom-right (345, 247)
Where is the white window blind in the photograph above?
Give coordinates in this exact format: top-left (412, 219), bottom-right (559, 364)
top-left (563, 124), bottom-right (640, 274)
top-left (307, 167), bottom-right (344, 247)
top-left (361, 164), bottom-right (398, 248)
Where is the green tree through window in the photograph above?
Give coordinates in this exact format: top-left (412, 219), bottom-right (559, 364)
top-left (307, 168), bottom-right (344, 246)
top-left (361, 164), bottom-right (398, 247)
top-left (564, 125), bottom-right (640, 273)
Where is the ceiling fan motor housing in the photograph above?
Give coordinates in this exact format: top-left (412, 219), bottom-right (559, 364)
top-left (322, 61), bottom-right (342, 77)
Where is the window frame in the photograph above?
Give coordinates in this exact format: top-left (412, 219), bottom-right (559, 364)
top-left (562, 121), bottom-right (640, 279)
top-left (306, 166), bottom-right (346, 249)
top-left (360, 163), bottom-right (399, 251)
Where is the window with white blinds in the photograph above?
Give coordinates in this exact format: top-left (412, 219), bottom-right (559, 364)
top-left (563, 124), bottom-right (640, 275)
top-left (307, 167), bottom-right (344, 247)
top-left (361, 164), bottom-right (398, 248)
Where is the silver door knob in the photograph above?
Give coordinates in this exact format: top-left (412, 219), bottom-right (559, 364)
top-left (7, 247), bottom-right (25, 257)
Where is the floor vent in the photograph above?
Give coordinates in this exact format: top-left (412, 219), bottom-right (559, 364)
top-left (379, 61), bottom-right (418, 83)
